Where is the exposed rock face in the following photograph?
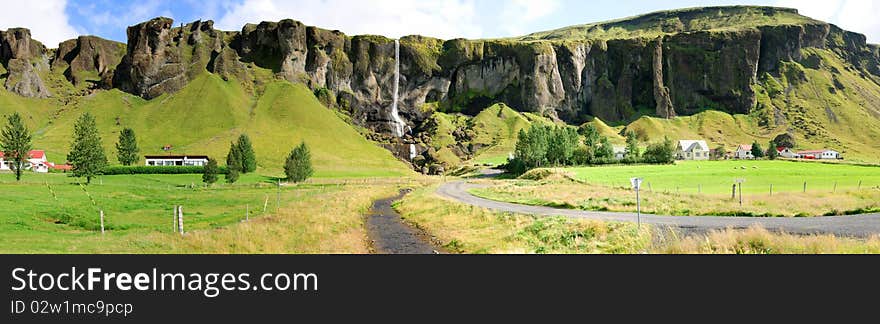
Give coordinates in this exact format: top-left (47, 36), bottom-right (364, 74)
top-left (0, 28), bottom-right (50, 98)
top-left (53, 36), bottom-right (126, 88)
top-left (652, 38), bottom-right (675, 118)
top-left (96, 10), bottom-right (880, 135)
top-left (113, 18), bottom-right (237, 99)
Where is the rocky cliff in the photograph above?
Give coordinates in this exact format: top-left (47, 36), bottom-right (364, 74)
top-left (96, 6), bottom-right (880, 134)
top-left (0, 28), bottom-right (51, 98)
top-left (3, 6), bottom-right (880, 166)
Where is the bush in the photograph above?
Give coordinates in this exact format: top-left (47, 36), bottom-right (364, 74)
top-left (101, 165), bottom-right (229, 175)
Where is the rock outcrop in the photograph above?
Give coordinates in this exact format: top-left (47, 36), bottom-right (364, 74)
top-left (0, 28), bottom-right (50, 98)
top-left (53, 36), bottom-right (126, 88)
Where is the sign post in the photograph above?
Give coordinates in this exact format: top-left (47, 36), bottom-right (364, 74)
top-left (630, 178), bottom-right (643, 229)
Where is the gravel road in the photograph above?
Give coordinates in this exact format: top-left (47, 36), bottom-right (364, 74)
top-left (437, 180), bottom-right (880, 238)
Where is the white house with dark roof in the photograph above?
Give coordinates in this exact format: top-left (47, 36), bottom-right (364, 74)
top-left (675, 140), bottom-right (710, 160)
top-left (145, 155), bottom-right (210, 166)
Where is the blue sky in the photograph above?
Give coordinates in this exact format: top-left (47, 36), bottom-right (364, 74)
top-left (2, 0), bottom-right (879, 47)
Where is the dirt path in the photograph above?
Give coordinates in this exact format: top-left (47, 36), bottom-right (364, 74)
top-left (438, 180), bottom-right (880, 238)
top-left (366, 190), bottom-right (442, 254)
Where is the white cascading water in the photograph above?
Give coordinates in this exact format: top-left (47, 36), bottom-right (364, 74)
top-left (389, 39), bottom-right (406, 138)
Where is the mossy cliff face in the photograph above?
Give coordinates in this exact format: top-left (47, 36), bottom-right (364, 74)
top-left (53, 36), bottom-right (126, 88)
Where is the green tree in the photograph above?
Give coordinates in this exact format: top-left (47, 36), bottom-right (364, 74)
top-left (1, 113), bottom-right (32, 181)
top-left (236, 134), bottom-right (257, 173)
top-left (751, 141), bottom-right (765, 158)
top-left (225, 146), bottom-right (241, 184)
top-left (643, 137), bottom-right (675, 164)
top-left (115, 128), bottom-right (140, 166)
top-left (284, 142), bottom-right (314, 183)
top-left (513, 125), bottom-right (550, 170)
top-left (624, 131), bottom-right (641, 162)
top-left (67, 113), bottom-right (108, 184)
top-left (767, 140), bottom-right (779, 160)
top-left (203, 158), bottom-right (219, 185)
top-left (595, 137), bottom-right (614, 163)
top-left (547, 126), bottom-right (579, 166)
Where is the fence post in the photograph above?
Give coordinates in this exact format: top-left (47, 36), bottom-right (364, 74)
top-left (732, 184), bottom-right (736, 200)
top-left (858, 180), bottom-right (862, 190)
top-left (803, 181), bottom-right (807, 193)
top-left (833, 182), bottom-right (838, 193)
top-left (263, 195), bottom-right (269, 213)
top-left (770, 184), bottom-right (773, 197)
top-left (698, 184), bottom-right (702, 194)
top-left (100, 210), bottom-right (105, 235)
top-left (173, 206), bottom-right (178, 233)
top-left (177, 206), bottom-right (184, 235)
top-left (246, 204), bottom-right (249, 222)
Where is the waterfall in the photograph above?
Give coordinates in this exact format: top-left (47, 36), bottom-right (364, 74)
top-left (389, 39), bottom-right (406, 138)
top-left (409, 144), bottom-right (417, 160)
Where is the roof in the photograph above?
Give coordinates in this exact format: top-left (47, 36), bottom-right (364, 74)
top-left (678, 140), bottom-right (709, 152)
top-left (612, 145), bottom-right (627, 153)
top-left (144, 155), bottom-right (210, 159)
top-left (0, 150), bottom-right (45, 159)
top-left (737, 144), bottom-right (753, 151)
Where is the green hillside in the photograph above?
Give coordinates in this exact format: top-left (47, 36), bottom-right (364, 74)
top-left (519, 6), bottom-right (818, 41)
top-left (3, 73), bottom-right (411, 178)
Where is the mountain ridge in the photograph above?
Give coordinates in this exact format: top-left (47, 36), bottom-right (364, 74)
top-left (2, 5), bottom-right (880, 169)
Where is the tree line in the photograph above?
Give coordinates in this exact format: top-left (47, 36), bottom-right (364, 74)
top-left (505, 124), bottom-right (675, 175)
top-left (1, 112), bottom-right (312, 185)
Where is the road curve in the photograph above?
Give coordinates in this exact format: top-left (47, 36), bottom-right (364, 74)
top-left (437, 180), bottom-right (880, 238)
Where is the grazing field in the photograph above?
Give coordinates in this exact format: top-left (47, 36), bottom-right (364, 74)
top-left (397, 186), bottom-right (880, 254)
top-left (568, 160), bottom-right (880, 195)
top-left (0, 172), bottom-right (413, 253)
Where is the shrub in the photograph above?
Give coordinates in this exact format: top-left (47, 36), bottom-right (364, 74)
top-left (101, 165), bottom-right (229, 175)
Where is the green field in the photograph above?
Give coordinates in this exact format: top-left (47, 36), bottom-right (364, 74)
top-left (0, 172), bottom-right (413, 253)
top-left (568, 160), bottom-right (880, 194)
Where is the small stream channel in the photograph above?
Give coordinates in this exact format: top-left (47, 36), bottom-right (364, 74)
top-left (366, 190), bottom-right (442, 254)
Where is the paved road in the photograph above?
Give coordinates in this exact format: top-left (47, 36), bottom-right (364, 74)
top-left (437, 180), bottom-right (880, 238)
top-left (366, 190), bottom-right (441, 254)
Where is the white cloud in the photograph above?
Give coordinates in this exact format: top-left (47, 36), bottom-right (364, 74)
top-left (776, 0), bottom-right (880, 43)
top-left (0, 0), bottom-right (78, 47)
top-left (498, 0), bottom-right (560, 36)
top-left (216, 0), bottom-right (485, 39)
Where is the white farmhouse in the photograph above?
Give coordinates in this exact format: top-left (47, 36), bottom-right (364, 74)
top-left (145, 155), bottom-right (210, 167)
top-left (0, 150), bottom-right (49, 173)
top-left (776, 147), bottom-right (797, 158)
top-left (675, 140), bottom-right (710, 160)
top-left (735, 144), bottom-right (754, 160)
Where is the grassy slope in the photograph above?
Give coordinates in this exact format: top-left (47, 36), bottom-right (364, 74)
top-left (470, 103), bottom-right (532, 164)
top-left (519, 6), bottom-right (818, 41)
top-left (7, 73), bottom-right (410, 178)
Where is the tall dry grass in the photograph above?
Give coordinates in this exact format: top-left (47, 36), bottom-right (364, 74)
top-left (112, 180), bottom-right (414, 253)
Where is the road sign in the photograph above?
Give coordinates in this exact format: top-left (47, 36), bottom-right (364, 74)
top-left (630, 178), bottom-right (643, 190)
top-left (630, 178), bottom-right (643, 229)
top-left (735, 178), bottom-right (746, 183)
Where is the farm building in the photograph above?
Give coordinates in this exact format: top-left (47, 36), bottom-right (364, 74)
top-left (675, 140), bottom-right (710, 160)
top-left (776, 147), bottom-right (797, 158)
top-left (797, 150), bottom-right (841, 160)
top-left (613, 146), bottom-right (626, 160)
top-left (145, 155), bottom-right (210, 166)
top-left (734, 145), bottom-right (754, 160)
top-left (0, 150), bottom-right (52, 173)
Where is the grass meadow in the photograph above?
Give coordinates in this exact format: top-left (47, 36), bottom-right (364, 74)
top-left (397, 185), bottom-right (880, 254)
top-left (469, 160), bottom-right (880, 217)
top-left (0, 172), bottom-right (417, 253)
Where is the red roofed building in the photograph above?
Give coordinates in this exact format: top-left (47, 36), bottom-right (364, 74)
top-left (797, 150), bottom-right (841, 160)
top-left (0, 150), bottom-right (51, 173)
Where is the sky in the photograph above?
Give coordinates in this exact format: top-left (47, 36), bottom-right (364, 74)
top-left (1, 0), bottom-right (879, 47)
